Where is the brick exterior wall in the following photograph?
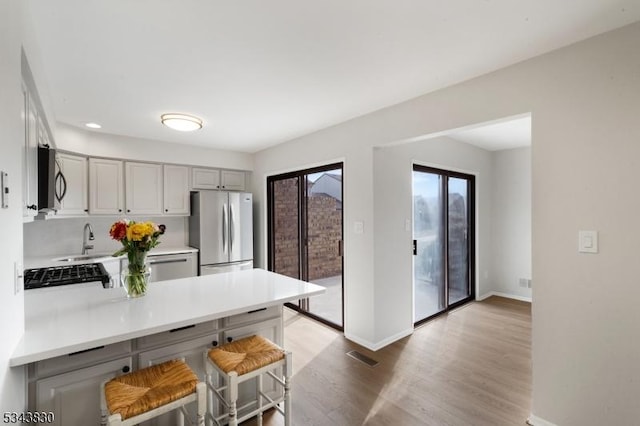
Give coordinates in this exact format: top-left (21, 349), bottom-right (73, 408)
top-left (273, 178), bottom-right (342, 281)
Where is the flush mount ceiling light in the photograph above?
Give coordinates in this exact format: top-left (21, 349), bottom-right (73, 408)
top-left (85, 122), bottom-right (102, 129)
top-left (161, 113), bottom-right (203, 132)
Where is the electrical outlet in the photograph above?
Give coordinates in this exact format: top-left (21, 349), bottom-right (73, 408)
top-left (14, 261), bottom-right (23, 294)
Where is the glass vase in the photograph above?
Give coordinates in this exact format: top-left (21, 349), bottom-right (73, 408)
top-left (121, 251), bottom-right (150, 298)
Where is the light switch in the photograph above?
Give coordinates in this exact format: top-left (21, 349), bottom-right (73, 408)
top-left (354, 221), bottom-right (364, 234)
top-left (578, 230), bottom-right (598, 253)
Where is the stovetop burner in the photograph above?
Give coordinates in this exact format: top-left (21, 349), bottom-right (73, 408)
top-left (24, 263), bottom-right (111, 290)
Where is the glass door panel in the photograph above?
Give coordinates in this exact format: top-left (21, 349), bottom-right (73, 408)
top-left (448, 177), bottom-right (470, 305)
top-left (305, 168), bottom-right (343, 327)
top-left (413, 165), bottom-right (474, 325)
top-left (268, 163), bottom-right (344, 330)
top-left (412, 171), bottom-right (445, 322)
top-left (271, 177), bottom-right (300, 280)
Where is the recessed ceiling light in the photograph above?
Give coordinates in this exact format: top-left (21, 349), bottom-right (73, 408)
top-left (85, 122), bottom-right (102, 129)
top-left (161, 113), bottom-right (203, 132)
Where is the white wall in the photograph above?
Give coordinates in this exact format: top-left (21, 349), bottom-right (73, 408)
top-left (491, 147), bottom-right (532, 300)
top-left (0, 0), bottom-right (27, 412)
top-left (373, 136), bottom-right (493, 343)
top-left (254, 22), bottom-right (640, 425)
top-left (23, 216), bottom-right (188, 258)
top-left (56, 123), bottom-right (253, 171)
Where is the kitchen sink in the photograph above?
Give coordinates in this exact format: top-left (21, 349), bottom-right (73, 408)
top-left (54, 254), bottom-right (111, 262)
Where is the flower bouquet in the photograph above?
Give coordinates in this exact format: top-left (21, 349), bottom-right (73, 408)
top-left (109, 220), bottom-right (165, 297)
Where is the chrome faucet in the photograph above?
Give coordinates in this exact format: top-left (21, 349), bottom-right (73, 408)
top-left (82, 223), bottom-right (95, 255)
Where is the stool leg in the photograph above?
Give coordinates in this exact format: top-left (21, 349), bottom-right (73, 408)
top-left (284, 351), bottom-right (292, 426)
top-left (100, 380), bottom-right (108, 426)
top-left (228, 372), bottom-right (239, 426)
top-left (256, 374), bottom-right (263, 426)
top-left (196, 382), bottom-right (206, 426)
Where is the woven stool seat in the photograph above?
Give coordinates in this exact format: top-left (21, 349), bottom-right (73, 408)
top-left (204, 334), bottom-right (292, 426)
top-left (104, 359), bottom-right (198, 421)
top-left (208, 335), bottom-right (285, 376)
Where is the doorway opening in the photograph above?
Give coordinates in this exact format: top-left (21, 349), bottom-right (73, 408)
top-left (413, 164), bottom-right (475, 325)
top-left (267, 163), bottom-right (344, 330)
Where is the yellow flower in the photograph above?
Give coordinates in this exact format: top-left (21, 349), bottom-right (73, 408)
top-left (127, 222), bottom-right (154, 241)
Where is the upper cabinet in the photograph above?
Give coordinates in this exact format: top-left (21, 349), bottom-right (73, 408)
top-left (163, 165), bottom-right (189, 215)
top-left (192, 168), bottom-right (245, 191)
top-left (89, 158), bottom-right (124, 215)
top-left (55, 153), bottom-right (88, 216)
top-left (221, 170), bottom-right (245, 191)
top-left (192, 168), bottom-right (220, 190)
top-left (23, 89), bottom-right (39, 219)
top-left (125, 162), bottom-right (163, 215)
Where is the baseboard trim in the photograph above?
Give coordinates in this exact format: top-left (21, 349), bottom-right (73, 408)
top-left (477, 291), bottom-right (532, 303)
top-left (527, 414), bottom-right (558, 426)
top-left (344, 328), bottom-right (413, 352)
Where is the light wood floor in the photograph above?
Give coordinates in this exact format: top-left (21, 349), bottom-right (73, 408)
top-left (244, 296), bottom-right (531, 426)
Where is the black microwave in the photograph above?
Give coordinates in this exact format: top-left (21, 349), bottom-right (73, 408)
top-left (37, 146), bottom-right (60, 211)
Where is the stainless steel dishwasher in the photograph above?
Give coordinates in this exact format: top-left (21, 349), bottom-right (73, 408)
top-left (121, 252), bottom-right (197, 283)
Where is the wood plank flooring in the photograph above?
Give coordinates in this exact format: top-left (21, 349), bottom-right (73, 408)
top-left (244, 296), bottom-right (531, 426)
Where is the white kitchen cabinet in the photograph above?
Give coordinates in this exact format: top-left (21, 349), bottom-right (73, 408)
top-left (35, 357), bottom-right (132, 426)
top-left (220, 170), bottom-right (246, 191)
top-left (55, 153), bottom-right (88, 216)
top-left (89, 158), bottom-right (124, 215)
top-left (163, 165), bottom-right (189, 215)
top-left (192, 167), bottom-right (220, 190)
top-left (23, 88), bottom-right (39, 219)
top-left (125, 162), bottom-right (163, 215)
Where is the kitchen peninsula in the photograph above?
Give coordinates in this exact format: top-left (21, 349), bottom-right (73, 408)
top-left (11, 269), bottom-right (325, 423)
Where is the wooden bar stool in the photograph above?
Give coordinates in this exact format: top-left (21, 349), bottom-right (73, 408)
top-left (204, 335), bottom-right (292, 426)
top-left (100, 359), bottom-right (206, 426)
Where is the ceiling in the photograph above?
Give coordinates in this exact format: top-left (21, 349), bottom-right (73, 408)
top-left (449, 116), bottom-right (531, 151)
top-left (26, 1), bottom-right (640, 153)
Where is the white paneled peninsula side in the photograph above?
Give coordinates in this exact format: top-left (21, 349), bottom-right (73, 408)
top-left (11, 269), bottom-right (325, 425)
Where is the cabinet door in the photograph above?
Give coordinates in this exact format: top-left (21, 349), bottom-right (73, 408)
top-left (192, 168), bottom-right (220, 190)
top-left (23, 89), bottom-right (39, 218)
top-left (220, 170), bottom-right (245, 191)
top-left (35, 357), bottom-right (132, 426)
top-left (89, 158), bottom-right (124, 215)
top-left (125, 162), bottom-right (163, 215)
top-left (163, 165), bottom-right (189, 215)
top-left (138, 335), bottom-right (219, 426)
top-left (56, 154), bottom-right (88, 216)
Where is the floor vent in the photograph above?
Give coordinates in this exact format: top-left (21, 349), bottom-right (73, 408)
top-left (346, 350), bottom-right (379, 367)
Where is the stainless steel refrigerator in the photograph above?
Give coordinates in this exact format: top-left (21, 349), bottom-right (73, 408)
top-left (189, 191), bottom-right (253, 275)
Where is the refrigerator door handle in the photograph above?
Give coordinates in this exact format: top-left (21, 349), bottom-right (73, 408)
top-left (222, 204), bottom-right (228, 254)
top-left (229, 203), bottom-right (235, 253)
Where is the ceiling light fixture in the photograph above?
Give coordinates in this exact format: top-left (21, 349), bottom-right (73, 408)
top-left (161, 113), bottom-right (203, 132)
top-left (85, 122), bottom-right (102, 129)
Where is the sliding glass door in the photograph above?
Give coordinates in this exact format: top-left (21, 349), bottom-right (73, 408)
top-left (413, 165), bottom-right (474, 325)
top-left (268, 163), bottom-right (344, 330)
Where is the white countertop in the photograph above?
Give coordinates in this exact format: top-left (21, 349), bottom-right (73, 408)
top-left (10, 269), bottom-right (325, 367)
top-left (24, 245), bottom-right (198, 269)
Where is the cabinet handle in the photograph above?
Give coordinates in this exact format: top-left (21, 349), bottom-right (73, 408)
top-left (118, 209), bottom-right (122, 212)
top-left (68, 345), bottom-right (105, 356)
top-left (212, 340), bottom-right (218, 347)
top-left (84, 209), bottom-right (88, 212)
top-left (227, 337), bottom-right (233, 343)
top-left (149, 258), bottom-right (188, 265)
top-left (165, 209), bottom-right (168, 212)
top-left (122, 365), bottom-right (130, 373)
top-left (27, 204), bottom-right (37, 210)
top-left (247, 308), bottom-right (267, 314)
top-left (169, 324), bottom-right (196, 333)
top-left (127, 209), bottom-right (131, 213)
